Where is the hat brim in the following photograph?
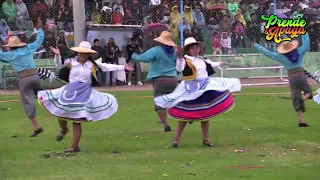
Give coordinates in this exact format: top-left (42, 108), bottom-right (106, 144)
top-left (277, 40), bottom-right (299, 54)
top-left (154, 37), bottom-right (176, 47)
top-left (2, 43), bottom-right (27, 48)
top-left (183, 42), bottom-right (204, 54)
top-left (70, 47), bottom-right (97, 54)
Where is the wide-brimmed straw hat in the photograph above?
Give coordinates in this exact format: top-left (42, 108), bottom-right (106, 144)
top-left (2, 36), bottom-right (26, 48)
top-left (183, 37), bottom-right (203, 54)
top-left (154, 31), bottom-right (176, 47)
top-left (70, 41), bottom-right (97, 54)
top-left (277, 40), bottom-right (299, 54)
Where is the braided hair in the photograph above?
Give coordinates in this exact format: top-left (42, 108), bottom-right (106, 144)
top-left (304, 70), bottom-right (320, 84)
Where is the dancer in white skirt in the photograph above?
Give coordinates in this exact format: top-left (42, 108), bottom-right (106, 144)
top-left (37, 41), bottom-right (134, 152)
top-left (154, 37), bottom-right (241, 148)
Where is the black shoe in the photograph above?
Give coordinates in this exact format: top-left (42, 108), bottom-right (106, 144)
top-left (164, 125), bottom-right (172, 132)
top-left (298, 123), bottom-right (310, 127)
top-left (65, 147), bottom-right (80, 153)
top-left (56, 128), bottom-right (69, 141)
top-left (30, 127), bottom-right (43, 137)
top-left (203, 140), bottom-right (213, 147)
top-left (172, 142), bottom-right (179, 148)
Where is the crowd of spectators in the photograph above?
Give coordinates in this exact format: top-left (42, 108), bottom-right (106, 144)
top-left (85, 0), bottom-right (320, 54)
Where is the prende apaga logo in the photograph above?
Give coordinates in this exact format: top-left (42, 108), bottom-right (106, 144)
top-left (261, 14), bottom-right (307, 43)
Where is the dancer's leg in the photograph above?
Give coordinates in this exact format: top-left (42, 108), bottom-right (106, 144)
top-left (172, 121), bottom-right (187, 147)
top-left (56, 118), bottom-right (69, 141)
top-left (70, 122), bottom-right (82, 152)
top-left (201, 121), bottom-right (212, 147)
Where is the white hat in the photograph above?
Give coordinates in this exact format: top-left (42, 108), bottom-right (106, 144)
top-left (70, 41), bottom-right (97, 54)
top-left (183, 37), bottom-right (203, 53)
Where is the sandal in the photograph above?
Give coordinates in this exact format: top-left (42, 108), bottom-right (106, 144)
top-left (65, 147), bottom-right (80, 153)
top-left (172, 141), bottom-right (179, 148)
top-left (203, 140), bottom-right (213, 147)
top-left (164, 125), bottom-right (172, 132)
top-left (30, 127), bottom-right (43, 137)
top-left (56, 128), bottom-right (69, 141)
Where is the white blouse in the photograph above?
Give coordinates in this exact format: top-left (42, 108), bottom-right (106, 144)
top-left (176, 55), bottom-right (221, 80)
top-left (54, 55), bottom-right (124, 84)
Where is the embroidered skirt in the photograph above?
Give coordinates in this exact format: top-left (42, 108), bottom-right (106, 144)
top-left (37, 82), bottom-right (118, 122)
top-left (154, 77), bottom-right (241, 121)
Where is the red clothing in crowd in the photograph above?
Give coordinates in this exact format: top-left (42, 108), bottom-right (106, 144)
top-left (211, 33), bottom-right (221, 49)
top-left (112, 12), bottom-right (123, 24)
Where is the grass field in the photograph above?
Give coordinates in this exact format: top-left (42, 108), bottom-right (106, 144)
top-left (0, 87), bottom-right (319, 180)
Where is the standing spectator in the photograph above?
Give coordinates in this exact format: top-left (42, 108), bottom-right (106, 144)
top-left (169, 6), bottom-right (180, 44)
top-left (221, 32), bottom-right (232, 54)
top-left (1, 0), bottom-right (16, 25)
top-left (232, 14), bottom-right (245, 48)
top-left (56, 0), bottom-right (73, 32)
top-left (127, 38), bottom-right (143, 86)
top-left (112, 8), bottom-right (123, 24)
top-left (246, 13), bottom-right (260, 46)
top-left (131, 0), bottom-right (144, 21)
top-left (236, 9), bottom-right (246, 26)
top-left (15, 0), bottom-right (29, 30)
top-left (113, 0), bottom-right (124, 16)
top-left (228, 0), bottom-right (239, 17)
top-left (183, 5), bottom-right (194, 26)
top-left (192, 6), bottom-right (205, 27)
top-left (92, 39), bottom-right (106, 86)
top-left (104, 38), bottom-right (119, 87)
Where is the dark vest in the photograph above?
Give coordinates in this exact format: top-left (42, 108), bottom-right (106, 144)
top-left (182, 57), bottom-right (215, 80)
top-left (58, 63), bottom-right (100, 87)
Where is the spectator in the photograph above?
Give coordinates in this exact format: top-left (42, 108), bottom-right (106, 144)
top-left (101, 2), bottom-right (112, 12)
top-left (56, 30), bottom-right (70, 57)
top-left (236, 9), bottom-right (246, 26)
top-left (131, 0), bottom-right (144, 21)
top-left (112, 8), bottom-right (123, 24)
top-left (104, 37), bottom-right (119, 87)
top-left (15, 0), bottom-right (29, 30)
top-left (116, 51), bottom-right (127, 85)
top-left (46, 8), bottom-right (57, 31)
top-left (266, 3), bottom-right (274, 17)
top-left (292, 6), bottom-right (304, 19)
top-left (43, 30), bottom-right (56, 58)
top-left (255, 4), bottom-right (267, 23)
top-left (17, 30), bottom-right (28, 43)
top-left (1, 0), bottom-right (16, 24)
top-left (113, 0), bottom-right (124, 16)
top-left (299, 0), bottom-right (309, 9)
top-left (150, 0), bottom-right (161, 6)
top-left (232, 14), bottom-right (245, 48)
top-left (244, 6), bottom-right (254, 22)
top-left (169, 6), bottom-right (180, 43)
top-left (151, 8), bottom-right (163, 23)
top-left (92, 39), bottom-right (106, 86)
top-left (56, 0), bottom-right (73, 32)
top-left (206, 0), bottom-right (216, 8)
top-left (126, 38), bottom-right (143, 86)
top-left (179, 18), bottom-right (191, 34)
top-left (184, 5), bottom-right (194, 26)
top-left (307, 17), bottom-right (319, 52)
top-left (193, 6), bottom-right (205, 26)
top-left (91, 7), bottom-right (103, 24)
top-left (192, 27), bottom-right (203, 42)
top-left (228, 0), bottom-right (239, 17)
top-left (143, 30), bottom-right (154, 51)
top-left (0, 19), bottom-right (10, 39)
top-left (212, 32), bottom-right (222, 55)
top-left (123, 9), bottom-right (140, 25)
top-left (246, 13), bottom-right (261, 46)
top-left (31, 0), bottom-right (48, 18)
top-left (101, 2), bottom-right (112, 24)
top-left (221, 32), bottom-right (232, 54)
top-left (219, 15), bottom-right (232, 35)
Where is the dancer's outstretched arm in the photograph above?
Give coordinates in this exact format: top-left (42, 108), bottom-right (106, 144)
top-left (27, 28), bottom-right (45, 53)
top-left (298, 33), bottom-right (310, 57)
top-left (204, 59), bottom-right (224, 67)
top-left (131, 47), bottom-right (157, 63)
top-left (50, 47), bottom-right (71, 68)
top-left (96, 61), bottom-right (134, 72)
top-left (253, 43), bottom-right (287, 64)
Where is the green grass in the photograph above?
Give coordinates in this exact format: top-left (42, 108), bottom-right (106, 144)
top-left (0, 87), bottom-right (320, 180)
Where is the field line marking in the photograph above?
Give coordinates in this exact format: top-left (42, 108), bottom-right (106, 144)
top-left (0, 91), bottom-right (297, 103)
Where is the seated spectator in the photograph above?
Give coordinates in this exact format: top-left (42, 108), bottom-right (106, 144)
top-left (184, 5), bottom-right (194, 26)
top-left (211, 32), bottom-right (222, 55)
top-left (221, 32), bottom-right (232, 54)
top-left (1, 0), bottom-right (16, 25)
top-left (56, 0), bottom-right (73, 32)
top-left (219, 15), bottom-right (232, 35)
top-left (31, 0), bottom-right (48, 18)
top-left (179, 18), bottom-right (191, 34)
top-left (246, 13), bottom-right (261, 46)
top-left (244, 6), bottom-right (254, 22)
top-left (15, 0), bottom-right (29, 30)
top-left (112, 0), bottom-right (124, 16)
top-left (112, 8), bottom-right (123, 24)
top-left (43, 30), bottom-right (56, 58)
top-left (236, 9), bottom-right (246, 26)
top-left (192, 27), bottom-right (203, 42)
top-left (0, 19), bottom-right (10, 39)
top-left (46, 9), bottom-right (57, 31)
top-left (292, 6), bottom-right (304, 19)
top-left (101, 2), bottom-right (112, 13)
top-left (123, 9), bottom-right (141, 25)
top-left (193, 6), bottom-right (205, 27)
top-left (232, 14), bottom-right (245, 48)
top-left (228, 0), bottom-right (239, 17)
top-left (116, 51), bottom-right (127, 86)
top-left (206, 0), bottom-right (216, 8)
top-left (151, 8), bottom-right (163, 23)
top-left (131, 0), bottom-right (144, 21)
top-left (101, 2), bottom-right (112, 24)
top-left (91, 7), bottom-right (103, 24)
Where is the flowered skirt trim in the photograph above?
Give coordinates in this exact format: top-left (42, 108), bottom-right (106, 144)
top-left (37, 86), bottom-right (118, 122)
top-left (168, 90), bottom-right (234, 121)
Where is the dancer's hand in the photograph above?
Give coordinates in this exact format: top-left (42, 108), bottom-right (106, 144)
top-left (124, 63), bottom-right (134, 71)
top-left (50, 47), bottom-right (60, 55)
top-left (219, 61), bottom-right (225, 65)
top-left (176, 47), bottom-right (183, 59)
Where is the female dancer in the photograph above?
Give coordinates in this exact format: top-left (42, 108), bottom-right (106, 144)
top-left (154, 37), bottom-right (241, 148)
top-left (132, 31), bottom-right (179, 132)
top-left (0, 28), bottom-right (44, 137)
top-left (37, 41), bottom-right (134, 152)
top-left (254, 33), bottom-right (312, 127)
